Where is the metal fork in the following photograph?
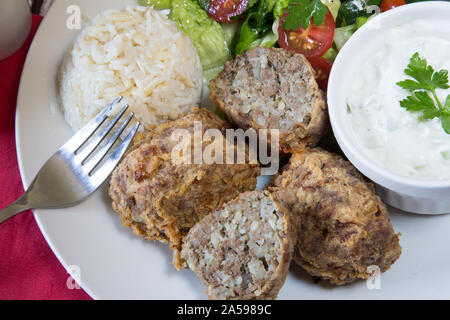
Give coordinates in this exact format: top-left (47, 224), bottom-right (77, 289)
top-left (0, 97), bottom-right (139, 224)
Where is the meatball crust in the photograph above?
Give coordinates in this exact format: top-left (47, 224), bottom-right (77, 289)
top-left (181, 190), bottom-right (296, 300)
top-left (109, 108), bottom-right (260, 269)
top-left (269, 148), bottom-right (401, 285)
top-left (210, 47), bottom-right (328, 154)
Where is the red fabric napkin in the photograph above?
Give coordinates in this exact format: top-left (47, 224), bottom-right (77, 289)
top-left (0, 15), bottom-right (91, 300)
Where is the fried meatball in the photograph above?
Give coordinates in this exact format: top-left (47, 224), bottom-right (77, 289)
top-left (109, 108), bottom-right (260, 269)
top-left (181, 190), bottom-right (296, 300)
top-left (210, 47), bottom-right (328, 154)
top-left (269, 148), bottom-right (401, 285)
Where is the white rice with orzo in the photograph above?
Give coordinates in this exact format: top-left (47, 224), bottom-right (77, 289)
top-left (59, 6), bottom-right (203, 131)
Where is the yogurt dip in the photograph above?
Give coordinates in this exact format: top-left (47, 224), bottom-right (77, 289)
top-left (346, 19), bottom-right (450, 180)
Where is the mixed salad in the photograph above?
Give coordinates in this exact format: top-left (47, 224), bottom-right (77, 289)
top-left (139, 0), bottom-right (443, 88)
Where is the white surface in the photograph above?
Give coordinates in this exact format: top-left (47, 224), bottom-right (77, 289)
top-left (328, 2), bottom-right (450, 214)
top-left (16, 0), bottom-right (450, 299)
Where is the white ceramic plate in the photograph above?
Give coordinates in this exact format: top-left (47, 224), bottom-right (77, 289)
top-left (16, 0), bottom-right (450, 299)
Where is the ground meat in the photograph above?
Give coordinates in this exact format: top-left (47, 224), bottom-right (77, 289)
top-left (181, 190), bottom-right (296, 300)
top-left (109, 108), bottom-right (260, 269)
top-left (210, 47), bottom-right (328, 154)
top-left (269, 148), bottom-right (402, 285)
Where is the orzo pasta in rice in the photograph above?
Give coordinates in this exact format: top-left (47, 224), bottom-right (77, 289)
top-left (59, 6), bottom-right (203, 131)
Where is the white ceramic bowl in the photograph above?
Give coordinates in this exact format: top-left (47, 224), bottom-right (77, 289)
top-left (0, 0), bottom-right (31, 60)
top-left (328, 1), bottom-right (450, 215)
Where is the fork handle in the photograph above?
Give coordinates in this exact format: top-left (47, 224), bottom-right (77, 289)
top-left (0, 196), bottom-right (31, 224)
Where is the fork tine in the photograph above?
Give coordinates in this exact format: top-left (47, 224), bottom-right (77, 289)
top-left (75, 104), bottom-right (129, 164)
top-left (90, 121), bottom-right (140, 188)
top-left (84, 112), bottom-right (135, 175)
top-left (62, 96), bottom-right (123, 152)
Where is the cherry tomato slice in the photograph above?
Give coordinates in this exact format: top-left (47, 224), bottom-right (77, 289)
top-left (380, 0), bottom-right (406, 12)
top-left (307, 56), bottom-right (333, 91)
top-left (208, 0), bottom-right (249, 22)
top-left (278, 8), bottom-right (335, 58)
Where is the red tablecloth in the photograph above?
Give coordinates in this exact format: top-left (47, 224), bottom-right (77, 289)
top-left (0, 15), bottom-right (91, 300)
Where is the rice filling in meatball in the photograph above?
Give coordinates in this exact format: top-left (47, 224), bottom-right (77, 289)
top-left (210, 47), bottom-right (328, 154)
top-left (181, 190), bottom-right (295, 300)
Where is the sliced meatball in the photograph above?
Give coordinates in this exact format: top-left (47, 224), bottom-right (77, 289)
top-left (269, 148), bottom-right (401, 285)
top-left (210, 46), bottom-right (328, 154)
top-left (181, 190), bottom-right (296, 300)
top-left (109, 108), bottom-right (260, 269)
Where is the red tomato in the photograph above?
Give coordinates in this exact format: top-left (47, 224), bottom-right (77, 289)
top-left (380, 0), bottom-right (406, 12)
top-left (207, 0), bottom-right (249, 22)
top-left (278, 8), bottom-right (335, 58)
top-left (307, 57), bottom-right (333, 91)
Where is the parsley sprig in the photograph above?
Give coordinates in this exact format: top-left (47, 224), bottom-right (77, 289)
top-left (396, 53), bottom-right (450, 134)
top-left (282, 0), bottom-right (328, 31)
